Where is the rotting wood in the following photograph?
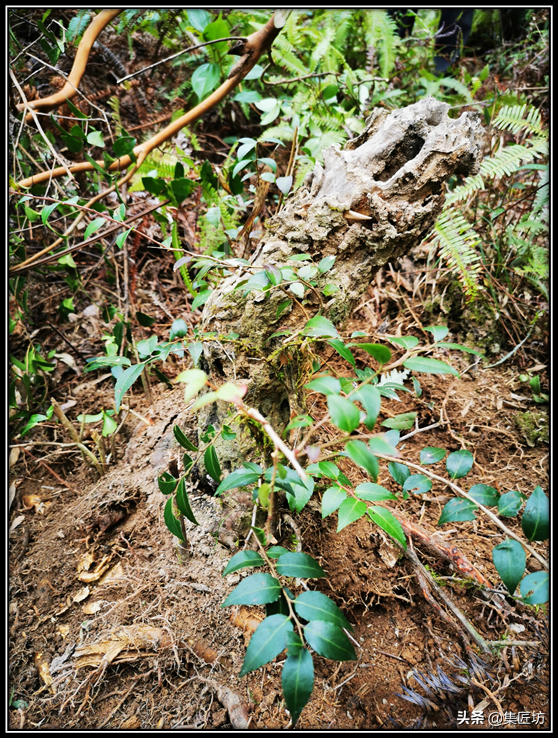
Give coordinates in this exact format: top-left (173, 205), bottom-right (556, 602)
top-left (198, 97), bottom-right (484, 472)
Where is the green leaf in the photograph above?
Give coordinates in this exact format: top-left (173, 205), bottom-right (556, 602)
top-left (216, 468), bottom-right (261, 495)
top-left (388, 335), bottom-right (419, 349)
top-left (83, 216), bottom-right (106, 240)
top-left (158, 471), bottom-right (178, 496)
top-left (171, 178), bottom-right (197, 204)
top-left (368, 436), bottom-right (400, 457)
top-left (113, 134), bottom-right (136, 158)
top-left (322, 283), bottom-right (339, 296)
top-left (345, 440), bottom-right (379, 481)
top-left (114, 363), bottom-right (145, 412)
top-left (425, 325), bottom-right (449, 342)
top-left (282, 647), bottom-right (314, 728)
top-left (175, 478), bottom-right (199, 525)
top-left (403, 356), bottom-right (459, 376)
top-left (438, 498), bottom-right (478, 524)
top-left (468, 484), bottom-right (499, 506)
top-left (353, 385), bottom-right (381, 430)
top-left (381, 412), bottom-right (417, 430)
top-left (191, 62), bottom-right (220, 102)
top-left (101, 411), bottom-right (118, 437)
top-left (163, 497), bottom-right (185, 541)
top-left (304, 621), bottom-right (357, 661)
top-left (239, 614), bottom-right (293, 677)
top-left (318, 255), bottom-right (336, 273)
top-left (41, 201), bottom-right (60, 226)
top-left (234, 90), bottom-right (262, 104)
top-left (436, 342), bottom-right (483, 355)
top-left (521, 486), bottom-right (549, 541)
top-left (321, 486), bottom-right (347, 518)
top-left (519, 571), bottom-right (549, 605)
top-left (276, 299), bottom-right (292, 319)
top-left (388, 462), bottom-right (410, 486)
top-left (276, 552), bottom-right (326, 579)
top-left (222, 550), bottom-right (265, 576)
top-left (267, 546), bottom-right (290, 559)
top-left (283, 414), bottom-right (313, 434)
top-left (192, 289), bottom-right (212, 311)
top-left (294, 591), bottom-right (353, 631)
top-left (317, 462), bottom-right (339, 479)
top-left (498, 490), bottom-right (522, 517)
top-left (420, 447), bottom-right (446, 465)
top-left (58, 253), bottom-right (77, 268)
top-left (403, 474), bottom-right (432, 495)
top-left (169, 318), bottom-right (188, 340)
top-left (368, 506), bottom-right (407, 549)
top-left (328, 395), bottom-right (360, 433)
top-left (492, 539), bottom-right (525, 595)
top-left (357, 343), bottom-right (392, 364)
top-left (302, 316), bottom-right (339, 339)
top-left (204, 446), bottom-right (221, 482)
top-left (355, 483), bottom-right (397, 501)
top-left (86, 129), bottom-right (105, 148)
top-left (446, 449), bottom-right (474, 479)
top-left (337, 498), bottom-right (367, 532)
top-left (187, 8), bottom-right (212, 32)
top-left (305, 376), bottom-right (341, 395)
top-left (115, 228), bottom-right (132, 249)
top-left (223, 572), bottom-right (281, 608)
top-left (327, 339), bottom-right (355, 367)
top-left (173, 425), bottom-right (197, 452)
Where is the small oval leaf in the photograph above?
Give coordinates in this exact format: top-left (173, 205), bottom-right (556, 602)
top-left (446, 449), bottom-right (474, 479)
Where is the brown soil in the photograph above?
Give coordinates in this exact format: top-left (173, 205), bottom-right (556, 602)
top-left (8, 294), bottom-right (549, 730)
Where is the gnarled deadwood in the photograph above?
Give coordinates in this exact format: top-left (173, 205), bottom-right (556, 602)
top-left (199, 97), bottom-right (484, 470)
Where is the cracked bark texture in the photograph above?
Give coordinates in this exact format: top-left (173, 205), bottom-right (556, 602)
top-left (198, 97), bottom-right (484, 472)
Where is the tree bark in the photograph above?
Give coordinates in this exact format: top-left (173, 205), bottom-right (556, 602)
top-left (198, 97), bottom-right (484, 472)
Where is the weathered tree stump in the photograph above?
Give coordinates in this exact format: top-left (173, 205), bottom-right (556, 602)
top-left (198, 97), bottom-right (484, 472)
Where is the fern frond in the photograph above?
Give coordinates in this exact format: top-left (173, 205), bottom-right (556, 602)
top-left (494, 104), bottom-right (543, 136)
top-left (445, 173), bottom-right (484, 205)
top-left (107, 96), bottom-right (123, 137)
top-left (432, 210), bottom-right (482, 300)
top-left (479, 144), bottom-right (541, 179)
top-left (532, 167), bottom-right (549, 218)
top-left (310, 26), bottom-right (335, 73)
top-left (364, 10), bottom-right (399, 78)
top-left (273, 34), bottom-right (308, 75)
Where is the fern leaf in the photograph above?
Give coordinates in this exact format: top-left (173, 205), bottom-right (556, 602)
top-left (445, 173), bottom-right (484, 205)
top-left (364, 10), bottom-right (399, 78)
top-left (480, 144), bottom-right (541, 179)
top-left (494, 104), bottom-right (543, 136)
top-left (432, 210), bottom-right (482, 300)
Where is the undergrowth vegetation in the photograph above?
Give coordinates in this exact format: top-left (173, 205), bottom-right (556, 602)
top-left (8, 8), bottom-right (548, 728)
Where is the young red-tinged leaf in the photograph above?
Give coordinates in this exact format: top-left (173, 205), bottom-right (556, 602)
top-left (403, 356), bottom-right (459, 376)
top-left (438, 498), bottom-right (478, 525)
top-left (114, 363), bottom-right (145, 412)
top-left (305, 376), bottom-right (341, 395)
top-left (173, 425), bottom-right (198, 452)
top-left (302, 315), bottom-right (339, 339)
top-left (345, 440), bottom-right (379, 481)
top-left (388, 461), bottom-right (410, 486)
top-left (492, 539), bottom-right (525, 595)
top-left (521, 486), bottom-right (549, 541)
top-left (468, 483), bottom-right (499, 506)
top-left (304, 621), bottom-right (357, 661)
top-left (321, 486), bottom-right (347, 518)
top-left (327, 395), bottom-right (360, 433)
top-left (175, 478), bottom-right (199, 525)
top-left (354, 483), bottom-right (398, 501)
top-left (519, 571), bottom-right (549, 605)
top-left (239, 614), bottom-right (294, 676)
top-left (204, 446), bottom-right (221, 482)
top-left (163, 497), bottom-right (185, 541)
top-left (381, 411), bottom-right (417, 430)
top-left (446, 449), bottom-right (474, 479)
top-left (367, 506), bottom-right (406, 549)
top-left (402, 474), bottom-right (432, 495)
top-left (328, 339), bottom-right (355, 367)
top-left (420, 446), bottom-right (446, 465)
top-left (282, 647), bottom-right (314, 728)
top-left (222, 573), bottom-right (281, 607)
top-left (498, 490), bottom-right (522, 517)
top-left (357, 343), bottom-right (392, 364)
top-left (276, 552), bottom-right (326, 579)
top-left (294, 591), bottom-right (353, 632)
top-left (222, 550), bottom-right (265, 576)
top-left (337, 498), bottom-right (367, 532)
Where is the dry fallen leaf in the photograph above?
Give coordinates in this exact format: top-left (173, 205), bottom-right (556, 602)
top-left (82, 601), bottom-right (103, 615)
top-left (34, 652), bottom-right (54, 691)
top-left (73, 586), bottom-right (91, 603)
top-left (9, 515), bottom-right (25, 535)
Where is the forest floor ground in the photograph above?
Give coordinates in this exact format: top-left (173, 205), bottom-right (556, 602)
top-left (8, 253), bottom-right (549, 730)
